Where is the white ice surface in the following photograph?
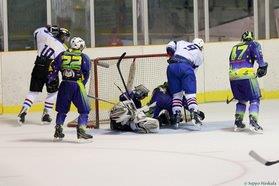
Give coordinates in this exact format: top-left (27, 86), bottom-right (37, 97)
top-left (0, 100), bottom-right (279, 186)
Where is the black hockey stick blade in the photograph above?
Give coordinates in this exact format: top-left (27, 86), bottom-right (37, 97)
top-left (226, 96), bottom-right (234, 104)
top-left (249, 150), bottom-right (279, 166)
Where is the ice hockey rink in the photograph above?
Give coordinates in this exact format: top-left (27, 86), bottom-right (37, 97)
top-left (0, 100), bottom-right (278, 186)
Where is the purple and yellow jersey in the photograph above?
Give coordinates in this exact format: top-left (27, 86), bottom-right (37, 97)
top-left (229, 41), bottom-right (265, 80)
top-left (49, 49), bottom-right (91, 85)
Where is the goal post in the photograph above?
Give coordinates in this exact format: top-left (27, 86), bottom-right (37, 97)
top-left (68, 53), bottom-right (169, 128)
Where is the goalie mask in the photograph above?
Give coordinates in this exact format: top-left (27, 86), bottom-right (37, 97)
top-left (133, 84), bottom-right (149, 100)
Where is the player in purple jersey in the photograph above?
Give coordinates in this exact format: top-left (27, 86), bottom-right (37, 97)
top-left (149, 82), bottom-right (205, 127)
top-left (229, 31), bottom-right (268, 133)
top-left (48, 37), bottom-right (92, 140)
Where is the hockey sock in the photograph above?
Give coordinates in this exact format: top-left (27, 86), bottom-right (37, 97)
top-left (172, 92), bottom-right (183, 114)
top-left (22, 91), bottom-right (40, 112)
top-left (235, 101), bottom-right (246, 119)
top-left (44, 92), bottom-right (57, 113)
top-left (56, 113), bottom-right (67, 125)
top-left (185, 94), bottom-right (198, 111)
top-left (249, 100), bottom-right (259, 120)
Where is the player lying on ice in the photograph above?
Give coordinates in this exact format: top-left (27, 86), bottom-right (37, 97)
top-left (148, 82), bottom-right (205, 128)
top-left (110, 84), bottom-right (160, 133)
top-left (109, 83), bottom-right (205, 132)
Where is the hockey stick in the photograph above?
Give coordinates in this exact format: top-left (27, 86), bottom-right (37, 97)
top-left (87, 95), bottom-right (116, 105)
top-left (127, 58), bottom-right (136, 91)
top-left (91, 60), bottom-right (110, 68)
top-left (249, 150), bottom-right (279, 166)
top-left (116, 52), bottom-right (131, 98)
top-left (226, 96), bottom-right (234, 104)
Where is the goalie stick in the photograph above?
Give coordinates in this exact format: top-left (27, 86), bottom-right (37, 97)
top-left (116, 52), bottom-right (131, 98)
top-left (127, 58), bottom-right (136, 91)
top-left (249, 150), bottom-right (279, 166)
top-left (87, 95), bottom-right (116, 105)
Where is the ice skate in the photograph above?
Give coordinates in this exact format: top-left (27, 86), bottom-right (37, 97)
top-left (249, 115), bottom-right (263, 134)
top-left (190, 109), bottom-right (202, 128)
top-left (53, 125), bottom-right (65, 141)
top-left (170, 110), bottom-right (182, 129)
top-left (17, 107), bottom-right (27, 125)
top-left (234, 114), bottom-right (245, 132)
top-left (41, 109), bottom-right (52, 124)
top-left (77, 125), bottom-right (93, 142)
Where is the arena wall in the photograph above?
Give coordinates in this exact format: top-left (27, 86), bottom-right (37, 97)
top-left (0, 40), bottom-right (278, 113)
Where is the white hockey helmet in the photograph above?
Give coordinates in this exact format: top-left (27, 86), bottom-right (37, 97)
top-left (192, 38), bottom-right (204, 50)
top-left (70, 37), bottom-right (86, 51)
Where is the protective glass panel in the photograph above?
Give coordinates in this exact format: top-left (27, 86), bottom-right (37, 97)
top-left (0, 0), bottom-right (3, 51)
top-left (270, 0), bottom-right (279, 38)
top-left (198, 0), bottom-right (205, 41)
top-left (51, 0), bottom-right (91, 47)
top-left (95, 0), bottom-right (133, 47)
top-left (148, 0), bottom-right (194, 44)
top-left (209, 0), bottom-right (254, 41)
top-left (258, 0), bottom-right (266, 39)
top-left (7, 0), bottom-right (46, 51)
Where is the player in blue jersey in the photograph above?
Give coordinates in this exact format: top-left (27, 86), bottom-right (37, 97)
top-left (149, 82), bottom-right (205, 127)
top-left (229, 31), bottom-right (268, 133)
top-left (166, 38), bottom-right (204, 128)
top-left (48, 37), bottom-right (92, 140)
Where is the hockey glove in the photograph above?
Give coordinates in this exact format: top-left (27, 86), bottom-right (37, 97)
top-left (256, 63), bottom-right (268, 78)
top-left (47, 77), bottom-right (59, 93)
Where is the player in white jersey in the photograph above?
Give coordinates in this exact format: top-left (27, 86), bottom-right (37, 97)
top-left (166, 38), bottom-right (204, 128)
top-left (17, 25), bottom-right (70, 125)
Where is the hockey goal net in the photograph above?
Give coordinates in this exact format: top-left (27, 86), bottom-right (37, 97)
top-left (68, 53), bottom-right (169, 128)
top-left (91, 54), bottom-right (171, 128)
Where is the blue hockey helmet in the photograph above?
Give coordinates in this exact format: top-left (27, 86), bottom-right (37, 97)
top-left (241, 31), bottom-right (254, 42)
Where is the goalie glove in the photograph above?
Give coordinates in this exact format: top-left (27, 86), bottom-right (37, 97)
top-left (257, 63), bottom-right (268, 78)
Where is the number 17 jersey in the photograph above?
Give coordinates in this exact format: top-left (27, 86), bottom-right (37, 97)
top-left (229, 41), bottom-right (265, 80)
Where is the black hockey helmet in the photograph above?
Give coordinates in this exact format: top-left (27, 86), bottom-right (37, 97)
top-left (57, 28), bottom-right (70, 43)
top-left (241, 31), bottom-right (254, 42)
top-left (46, 25), bottom-right (59, 37)
top-left (134, 84), bottom-right (149, 100)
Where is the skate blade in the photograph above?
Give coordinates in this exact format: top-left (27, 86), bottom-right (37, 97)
top-left (17, 118), bottom-right (23, 126)
top-left (53, 137), bottom-right (63, 142)
top-left (249, 126), bottom-right (263, 134)
top-left (76, 138), bottom-right (93, 143)
top-left (191, 121), bottom-right (202, 130)
top-left (234, 127), bottom-right (245, 132)
top-left (41, 121), bottom-right (51, 125)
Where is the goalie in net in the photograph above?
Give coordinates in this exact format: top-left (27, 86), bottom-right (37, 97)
top-left (110, 82), bottom-right (205, 131)
top-left (110, 84), bottom-right (159, 133)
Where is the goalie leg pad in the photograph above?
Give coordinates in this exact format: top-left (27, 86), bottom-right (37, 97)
top-left (131, 118), bottom-right (159, 133)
